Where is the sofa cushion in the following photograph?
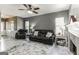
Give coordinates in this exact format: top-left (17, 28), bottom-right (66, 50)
top-left (38, 32), bottom-right (45, 37)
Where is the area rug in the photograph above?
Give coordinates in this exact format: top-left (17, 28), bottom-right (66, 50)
top-left (1, 37), bottom-right (73, 55)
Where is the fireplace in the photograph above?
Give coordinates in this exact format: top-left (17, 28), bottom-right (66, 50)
top-left (70, 40), bottom-right (77, 55)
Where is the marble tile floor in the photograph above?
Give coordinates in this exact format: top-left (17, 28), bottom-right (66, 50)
top-left (0, 36), bottom-right (73, 55)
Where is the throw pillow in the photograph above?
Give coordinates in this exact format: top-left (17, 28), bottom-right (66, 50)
top-left (46, 32), bottom-right (52, 38)
top-left (34, 31), bottom-right (39, 36)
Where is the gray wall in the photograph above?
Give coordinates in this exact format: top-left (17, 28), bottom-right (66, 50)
top-left (24, 10), bottom-right (69, 31)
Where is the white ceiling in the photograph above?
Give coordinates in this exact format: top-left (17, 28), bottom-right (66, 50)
top-left (0, 4), bottom-right (70, 18)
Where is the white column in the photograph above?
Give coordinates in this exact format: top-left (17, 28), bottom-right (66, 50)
top-left (0, 12), bottom-right (5, 52)
top-left (0, 12), bottom-right (1, 35)
top-left (0, 38), bottom-right (5, 52)
top-left (0, 12), bottom-right (1, 51)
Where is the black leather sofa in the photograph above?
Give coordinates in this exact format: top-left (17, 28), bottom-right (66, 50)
top-left (29, 29), bottom-right (55, 45)
top-left (15, 29), bottom-right (27, 39)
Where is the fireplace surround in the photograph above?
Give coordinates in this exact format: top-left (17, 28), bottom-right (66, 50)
top-left (70, 40), bottom-right (77, 55)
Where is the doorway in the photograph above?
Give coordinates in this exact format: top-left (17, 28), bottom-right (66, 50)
top-left (55, 17), bottom-right (65, 36)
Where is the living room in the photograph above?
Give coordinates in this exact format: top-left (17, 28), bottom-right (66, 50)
top-left (0, 4), bottom-right (79, 55)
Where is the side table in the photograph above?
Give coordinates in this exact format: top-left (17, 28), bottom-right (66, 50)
top-left (55, 36), bottom-right (66, 46)
top-left (26, 33), bottom-right (32, 42)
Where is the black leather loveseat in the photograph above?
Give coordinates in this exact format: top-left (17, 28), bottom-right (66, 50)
top-left (15, 29), bottom-right (27, 39)
top-left (29, 29), bottom-right (55, 45)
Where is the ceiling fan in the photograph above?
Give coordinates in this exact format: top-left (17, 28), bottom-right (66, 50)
top-left (18, 4), bottom-right (40, 14)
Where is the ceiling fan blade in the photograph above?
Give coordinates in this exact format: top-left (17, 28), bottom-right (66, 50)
top-left (23, 4), bottom-right (28, 8)
top-left (28, 4), bottom-right (32, 9)
top-left (28, 4), bottom-right (31, 8)
top-left (32, 11), bottom-right (38, 14)
top-left (34, 7), bottom-right (40, 10)
top-left (18, 9), bottom-right (26, 10)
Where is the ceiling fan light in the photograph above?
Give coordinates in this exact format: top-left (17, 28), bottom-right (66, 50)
top-left (27, 10), bottom-right (33, 14)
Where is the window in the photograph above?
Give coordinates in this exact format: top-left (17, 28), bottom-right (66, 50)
top-left (6, 21), bottom-right (14, 32)
top-left (25, 21), bottom-right (29, 33)
top-left (55, 17), bottom-right (65, 36)
top-left (1, 22), bottom-right (4, 32)
top-left (11, 21), bottom-right (14, 31)
top-left (6, 22), bottom-right (10, 31)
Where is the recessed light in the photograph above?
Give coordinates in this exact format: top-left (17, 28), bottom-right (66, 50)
top-left (27, 10), bottom-right (33, 14)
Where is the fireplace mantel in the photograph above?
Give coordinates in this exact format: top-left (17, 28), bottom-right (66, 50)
top-left (68, 30), bottom-right (79, 55)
